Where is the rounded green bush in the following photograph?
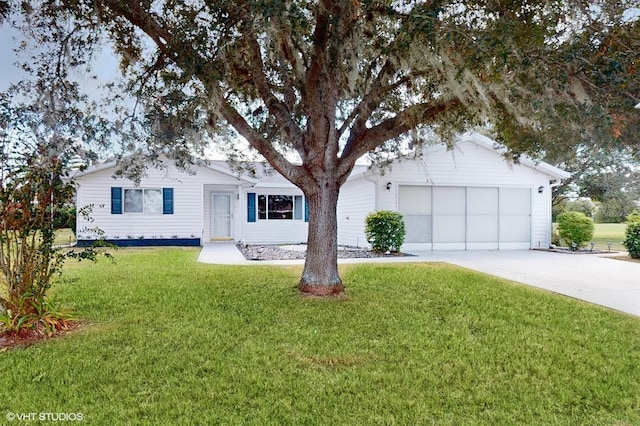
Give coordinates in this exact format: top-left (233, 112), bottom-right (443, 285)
top-left (365, 211), bottom-right (405, 253)
top-left (556, 211), bottom-right (594, 250)
top-left (623, 221), bottom-right (640, 258)
top-left (626, 211), bottom-right (640, 224)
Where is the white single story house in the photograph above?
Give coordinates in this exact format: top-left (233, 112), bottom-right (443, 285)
top-left (73, 132), bottom-right (569, 250)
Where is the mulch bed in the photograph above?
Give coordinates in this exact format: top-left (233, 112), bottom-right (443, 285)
top-left (0, 321), bottom-right (81, 351)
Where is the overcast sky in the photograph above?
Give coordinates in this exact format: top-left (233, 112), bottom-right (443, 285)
top-left (0, 23), bottom-right (26, 91)
top-left (0, 19), bottom-right (119, 98)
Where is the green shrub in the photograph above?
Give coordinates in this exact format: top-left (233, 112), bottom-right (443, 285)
top-left (626, 210), bottom-right (640, 224)
top-left (623, 222), bottom-right (640, 258)
top-left (551, 228), bottom-right (562, 246)
top-left (54, 205), bottom-right (76, 231)
top-left (556, 212), bottom-right (594, 250)
top-left (365, 211), bottom-right (405, 253)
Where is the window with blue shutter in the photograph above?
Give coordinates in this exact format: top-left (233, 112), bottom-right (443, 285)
top-left (304, 199), bottom-right (309, 222)
top-left (111, 187), bottom-right (122, 214)
top-left (162, 188), bottom-right (174, 214)
top-left (247, 192), bottom-right (256, 222)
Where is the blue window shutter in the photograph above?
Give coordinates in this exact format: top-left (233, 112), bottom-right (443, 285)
top-left (304, 199), bottom-right (309, 222)
top-left (163, 188), bottom-right (174, 214)
top-left (111, 187), bottom-right (122, 214)
top-left (247, 193), bottom-right (256, 222)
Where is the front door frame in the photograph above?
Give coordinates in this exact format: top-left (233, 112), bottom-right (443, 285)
top-left (210, 192), bottom-right (233, 240)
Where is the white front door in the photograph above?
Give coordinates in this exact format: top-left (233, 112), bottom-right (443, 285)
top-left (211, 193), bottom-right (232, 240)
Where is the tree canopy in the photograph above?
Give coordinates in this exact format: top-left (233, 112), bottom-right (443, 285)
top-left (4, 0), bottom-right (640, 294)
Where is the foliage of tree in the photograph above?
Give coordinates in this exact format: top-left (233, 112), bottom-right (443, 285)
top-left (551, 146), bottom-right (640, 223)
top-left (8, 0), bottom-right (640, 294)
top-left (365, 211), bottom-right (406, 253)
top-left (595, 196), bottom-right (638, 223)
top-left (556, 211), bottom-right (594, 249)
top-left (552, 198), bottom-right (595, 222)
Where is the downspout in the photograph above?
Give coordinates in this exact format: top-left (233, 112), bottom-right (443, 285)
top-left (547, 179), bottom-right (563, 248)
top-left (362, 170), bottom-right (379, 211)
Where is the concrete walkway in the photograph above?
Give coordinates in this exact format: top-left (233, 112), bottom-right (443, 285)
top-left (198, 243), bottom-right (640, 318)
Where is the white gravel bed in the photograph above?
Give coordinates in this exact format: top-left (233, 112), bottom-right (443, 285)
top-left (236, 243), bottom-right (412, 261)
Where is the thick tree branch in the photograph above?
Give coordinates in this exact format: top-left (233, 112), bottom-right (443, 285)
top-left (338, 70), bottom-right (415, 140)
top-left (100, 1), bottom-right (175, 60)
top-left (209, 91), bottom-right (306, 187)
top-left (242, 28), bottom-right (304, 151)
top-left (339, 99), bottom-right (462, 175)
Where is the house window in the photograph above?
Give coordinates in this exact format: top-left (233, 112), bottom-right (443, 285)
top-left (256, 194), bottom-right (304, 220)
top-left (124, 189), bottom-right (163, 214)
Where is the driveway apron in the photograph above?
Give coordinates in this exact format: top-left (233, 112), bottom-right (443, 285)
top-left (417, 250), bottom-right (640, 318)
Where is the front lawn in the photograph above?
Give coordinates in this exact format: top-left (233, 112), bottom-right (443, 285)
top-left (54, 228), bottom-right (76, 246)
top-left (592, 223), bottom-right (627, 252)
top-left (1, 248), bottom-right (639, 424)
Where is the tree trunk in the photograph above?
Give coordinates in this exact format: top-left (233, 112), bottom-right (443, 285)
top-left (298, 180), bottom-right (344, 296)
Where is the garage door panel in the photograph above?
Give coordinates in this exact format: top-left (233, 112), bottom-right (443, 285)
top-left (499, 216), bottom-right (531, 242)
top-left (433, 216), bottom-right (465, 243)
top-left (399, 186), bottom-right (432, 215)
top-left (467, 216), bottom-right (498, 243)
top-left (404, 215), bottom-right (432, 243)
top-left (433, 187), bottom-right (465, 214)
top-left (498, 188), bottom-right (531, 246)
top-left (499, 188), bottom-right (531, 214)
top-left (467, 187), bottom-right (498, 215)
top-left (399, 186), bottom-right (432, 244)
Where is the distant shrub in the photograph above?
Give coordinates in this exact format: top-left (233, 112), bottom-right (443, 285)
top-left (54, 205), bottom-right (76, 231)
top-left (365, 211), bottom-right (405, 253)
top-left (623, 222), bottom-right (640, 258)
top-left (556, 212), bottom-right (594, 250)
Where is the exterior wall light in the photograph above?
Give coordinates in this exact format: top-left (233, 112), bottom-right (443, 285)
top-left (538, 185), bottom-right (544, 194)
top-left (386, 182), bottom-right (392, 191)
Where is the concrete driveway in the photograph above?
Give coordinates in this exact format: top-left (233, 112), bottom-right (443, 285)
top-left (413, 250), bottom-right (640, 318)
top-left (198, 243), bottom-right (639, 318)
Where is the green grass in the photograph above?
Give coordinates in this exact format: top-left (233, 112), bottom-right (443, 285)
top-left (1, 248), bottom-right (639, 425)
top-left (592, 223), bottom-right (627, 252)
top-left (54, 228), bottom-right (76, 246)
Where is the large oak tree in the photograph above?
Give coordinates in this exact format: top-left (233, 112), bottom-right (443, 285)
top-left (9, 0), bottom-right (639, 295)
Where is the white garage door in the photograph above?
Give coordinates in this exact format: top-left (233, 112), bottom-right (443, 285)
top-left (398, 186), bottom-right (531, 250)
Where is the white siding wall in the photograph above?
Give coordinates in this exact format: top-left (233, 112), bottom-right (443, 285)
top-left (372, 140), bottom-right (556, 250)
top-left (337, 177), bottom-right (376, 248)
top-left (239, 187), bottom-right (309, 244)
top-left (75, 163), bottom-right (243, 242)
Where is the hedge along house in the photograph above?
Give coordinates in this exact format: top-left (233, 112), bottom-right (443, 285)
top-left (337, 132), bottom-right (570, 251)
top-left (73, 132), bottom-right (568, 250)
top-left (72, 159), bottom-right (311, 247)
